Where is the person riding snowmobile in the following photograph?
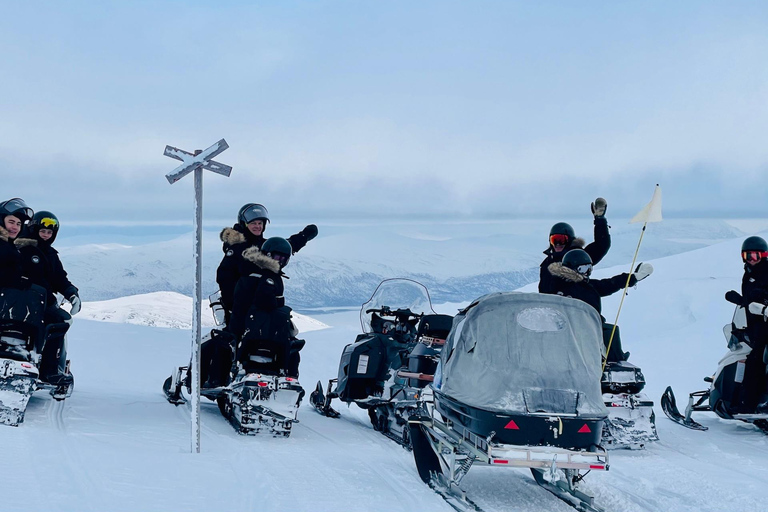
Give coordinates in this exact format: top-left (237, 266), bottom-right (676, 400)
top-left (737, 236), bottom-right (768, 413)
top-left (0, 198), bottom-right (34, 290)
top-left (216, 203), bottom-right (317, 323)
top-left (548, 249), bottom-right (653, 361)
top-left (539, 197), bottom-right (611, 294)
top-left (17, 211), bottom-right (80, 387)
top-left (226, 236), bottom-right (301, 379)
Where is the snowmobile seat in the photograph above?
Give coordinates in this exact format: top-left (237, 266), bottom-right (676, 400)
top-left (0, 285), bottom-right (47, 362)
top-left (417, 314), bottom-right (453, 340)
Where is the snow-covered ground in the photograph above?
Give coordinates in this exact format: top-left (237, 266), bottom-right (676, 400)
top-left (78, 291), bottom-right (329, 332)
top-left (2, 227), bottom-right (768, 512)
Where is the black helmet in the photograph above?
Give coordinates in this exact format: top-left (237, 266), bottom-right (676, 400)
top-left (549, 222), bottom-right (575, 248)
top-left (549, 222), bottom-right (575, 238)
top-left (237, 203), bottom-right (270, 228)
top-left (29, 211), bottom-right (60, 244)
top-left (741, 236), bottom-right (768, 253)
top-left (0, 198), bottom-right (33, 223)
top-left (741, 236), bottom-right (768, 264)
top-left (562, 249), bottom-right (593, 277)
top-left (262, 237), bottom-right (292, 268)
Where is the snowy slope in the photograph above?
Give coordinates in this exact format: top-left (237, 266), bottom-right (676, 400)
top-left (78, 291), bottom-right (329, 332)
top-left (2, 231), bottom-right (768, 512)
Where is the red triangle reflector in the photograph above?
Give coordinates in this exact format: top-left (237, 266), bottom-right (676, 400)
top-left (504, 420), bottom-right (519, 430)
top-left (578, 423), bottom-right (591, 433)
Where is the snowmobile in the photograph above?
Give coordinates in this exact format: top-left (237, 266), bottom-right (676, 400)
top-left (600, 324), bottom-right (659, 449)
top-left (310, 278), bottom-right (453, 448)
top-left (409, 292), bottom-right (610, 512)
top-left (661, 291), bottom-right (768, 434)
top-left (0, 285), bottom-right (74, 427)
top-left (163, 291), bottom-right (306, 437)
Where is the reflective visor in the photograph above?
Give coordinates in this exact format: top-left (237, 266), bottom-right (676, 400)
top-left (242, 205), bottom-right (268, 224)
top-left (270, 252), bottom-right (289, 266)
top-left (550, 234), bottom-right (570, 246)
top-left (40, 217), bottom-right (58, 228)
top-left (742, 251), bottom-right (768, 263)
top-left (1, 198), bottom-right (33, 221)
top-left (576, 263), bottom-right (593, 276)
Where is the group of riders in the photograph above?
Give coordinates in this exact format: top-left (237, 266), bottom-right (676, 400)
top-left (1, 195), bottom-right (766, 413)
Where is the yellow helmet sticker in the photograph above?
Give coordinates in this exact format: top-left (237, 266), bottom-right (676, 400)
top-left (40, 217), bottom-right (58, 228)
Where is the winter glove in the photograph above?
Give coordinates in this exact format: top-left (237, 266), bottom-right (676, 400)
top-left (725, 290), bottom-right (745, 306)
top-left (633, 262), bottom-right (653, 282)
top-left (302, 224), bottom-right (318, 242)
top-left (69, 294), bottom-right (82, 316)
top-left (590, 197), bottom-right (607, 218)
top-left (748, 302), bottom-right (768, 321)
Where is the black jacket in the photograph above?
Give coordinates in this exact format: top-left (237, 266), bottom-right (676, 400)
top-left (547, 262), bottom-right (636, 316)
top-left (539, 217), bottom-right (611, 294)
top-left (17, 237), bottom-right (78, 306)
top-left (742, 260), bottom-right (768, 340)
top-left (228, 247), bottom-right (285, 340)
top-left (216, 224), bottom-right (309, 315)
top-left (0, 226), bottom-right (28, 290)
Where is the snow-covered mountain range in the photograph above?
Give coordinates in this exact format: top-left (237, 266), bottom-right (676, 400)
top-left (57, 218), bottom-right (765, 308)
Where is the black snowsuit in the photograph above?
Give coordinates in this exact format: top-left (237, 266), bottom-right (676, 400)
top-left (215, 224), bottom-right (310, 320)
top-left (17, 235), bottom-right (78, 380)
top-left (227, 248), bottom-right (301, 378)
top-left (539, 217), bottom-right (611, 294)
top-left (740, 260), bottom-right (768, 410)
top-left (548, 262), bottom-right (636, 362)
top-left (0, 225), bottom-right (27, 290)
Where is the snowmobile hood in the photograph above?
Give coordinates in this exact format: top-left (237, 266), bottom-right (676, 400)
top-left (438, 292), bottom-right (607, 418)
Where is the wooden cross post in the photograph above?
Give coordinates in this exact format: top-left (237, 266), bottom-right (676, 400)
top-left (164, 138), bottom-right (232, 453)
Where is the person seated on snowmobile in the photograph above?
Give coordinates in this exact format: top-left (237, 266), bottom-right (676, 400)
top-left (0, 198), bottom-right (35, 290)
top-left (735, 236), bottom-right (768, 414)
top-left (219, 237), bottom-right (301, 382)
top-left (539, 197), bottom-right (612, 294)
top-left (17, 211), bottom-right (80, 387)
top-left (547, 249), bottom-right (653, 362)
top-left (216, 203), bottom-right (317, 324)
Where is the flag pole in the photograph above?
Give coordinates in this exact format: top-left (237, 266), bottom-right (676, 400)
top-left (602, 184), bottom-right (662, 372)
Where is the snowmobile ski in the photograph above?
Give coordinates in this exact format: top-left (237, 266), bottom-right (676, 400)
top-left (309, 379), bottom-right (340, 418)
top-left (660, 386), bottom-right (708, 431)
top-left (162, 367), bottom-right (188, 406)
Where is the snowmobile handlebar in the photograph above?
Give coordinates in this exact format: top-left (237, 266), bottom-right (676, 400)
top-left (365, 306), bottom-right (422, 320)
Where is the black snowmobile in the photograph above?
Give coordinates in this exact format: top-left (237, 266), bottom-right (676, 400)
top-left (310, 278), bottom-right (453, 448)
top-left (164, 291), bottom-right (306, 437)
top-left (600, 324), bottom-right (659, 449)
top-left (409, 292), bottom-right (610, 512)
top-left (661, 291), bottom-right (768, 434)
top-left (0, 285), bottom-right (74, 426)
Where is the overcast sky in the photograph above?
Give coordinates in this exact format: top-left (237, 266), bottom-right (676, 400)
top-left (2, 1), bottom-right (767, 224)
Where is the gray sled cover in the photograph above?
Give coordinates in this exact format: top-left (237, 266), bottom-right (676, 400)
top-left (439, 292), bottom-right (607, 417)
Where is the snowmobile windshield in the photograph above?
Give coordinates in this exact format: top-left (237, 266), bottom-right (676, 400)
top-left (439, 292), bottom-right (607, 418)
top-left (360, 279), bottom-right (436, 334)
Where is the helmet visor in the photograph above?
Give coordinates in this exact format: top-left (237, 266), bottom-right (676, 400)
top-left (1, 198), bottom-right (33, 222)
top-left (241, 205), bottom-right (269, 224)
top-left (742, 251), bottom-right (767, 263)
top-left (40, 217), bottom-right (59, 228)
top-left (269, 252), bottom-right (290, 267)
top-left (549, 234), bottom-right (570, 246)
top-left (576, 263), bottom-right (593, 276)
